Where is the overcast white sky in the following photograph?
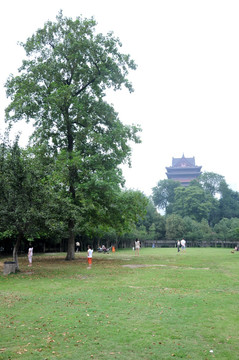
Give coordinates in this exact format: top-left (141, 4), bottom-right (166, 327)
top-left (1, 0), bottom-right (239, 196)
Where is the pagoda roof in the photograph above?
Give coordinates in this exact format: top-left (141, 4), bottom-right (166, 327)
top-left (168, 154), bottom-right (200, 168)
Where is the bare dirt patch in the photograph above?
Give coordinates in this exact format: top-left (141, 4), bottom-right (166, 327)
top-left (122, 264), bottom-right (166, 268)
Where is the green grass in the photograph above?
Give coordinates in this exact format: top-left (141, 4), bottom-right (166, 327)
top-left (1, 248), bottom-right (239, 359)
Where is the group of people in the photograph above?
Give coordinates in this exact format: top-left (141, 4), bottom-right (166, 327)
top-left (177, 238), bottom-right (186, 252)
top-left (26, 244), bottom-right (94, 269)
top-left (97, 244), bottom-right (110, 253)
top-left (27, 237), bottom-right (186, 268)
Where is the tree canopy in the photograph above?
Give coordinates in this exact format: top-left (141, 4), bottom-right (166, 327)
top-left (172, 185), bottom-right (213, 222)
top-left (152, 179), bottom-right (181, 213)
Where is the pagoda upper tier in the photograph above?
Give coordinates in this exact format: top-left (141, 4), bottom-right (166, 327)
top-left (166, 155), bottom-right (202, 186)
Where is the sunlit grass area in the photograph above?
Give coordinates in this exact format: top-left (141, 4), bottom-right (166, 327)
top-left (1, 248), bottom-right (239, 359)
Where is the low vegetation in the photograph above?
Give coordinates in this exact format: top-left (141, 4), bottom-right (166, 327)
top-left (1, 248), bottom-right (239, 359)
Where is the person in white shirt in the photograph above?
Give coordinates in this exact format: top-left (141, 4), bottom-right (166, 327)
top-left (28, 246), bottom-right (33, 266)
top-left (87, 245), bottom-right (93, 269)
top-left (181, 239), bottom-right (186, 251)
top-left (135, 238), bottom-right (140, 256)
top-left (76, 241), bottom-right (80, 252)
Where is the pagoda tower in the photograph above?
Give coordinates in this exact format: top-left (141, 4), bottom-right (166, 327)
top-left (166, 155), bottom-right (202, 186)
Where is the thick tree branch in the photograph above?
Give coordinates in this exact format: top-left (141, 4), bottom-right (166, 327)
top-left (74, 61), bottom-right (101, 96)
top-left (74, 77), bottom-right (96, 96)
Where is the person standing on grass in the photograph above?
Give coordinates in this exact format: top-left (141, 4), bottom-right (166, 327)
top-left (135, 238), bottom-right (140, 256)
top-left (28, 245), bottom-right (33, 266)
top-left (87, 245), bottom-right (93, 269)
top-left (76, 241), bottom-right (80, 252)
top-left (181, 238), bottom-right (186, 252)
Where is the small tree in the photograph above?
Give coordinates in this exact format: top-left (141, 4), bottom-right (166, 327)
top-left (0, 139), bottom-right (49, 269)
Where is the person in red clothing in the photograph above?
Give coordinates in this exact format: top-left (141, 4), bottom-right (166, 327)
top-left (87, 245), bottom-right (93, 269)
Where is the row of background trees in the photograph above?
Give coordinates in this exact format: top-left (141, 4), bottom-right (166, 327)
top-left (1, 12), bottom-right (239, 269)
top-left (1, 134), bottom-right (239, 263)
top-left (124, 172), bottom-right (239, 247)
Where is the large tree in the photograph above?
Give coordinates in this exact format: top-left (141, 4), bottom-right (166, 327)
top-left (5, 11), bottom-right (140, 260)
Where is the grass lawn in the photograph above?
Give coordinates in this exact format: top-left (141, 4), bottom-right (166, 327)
top-left (0, 248), bottom-right (239, 360)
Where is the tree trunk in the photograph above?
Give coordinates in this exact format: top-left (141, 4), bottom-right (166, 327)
top-left (115, 234), bottom-right (119, 249)
top-left (13, 235), bottom-right (22, 271)
top-left (65, 219), bottom-right (75, 260)
top-left (65, 111), bottom-right (76, 261)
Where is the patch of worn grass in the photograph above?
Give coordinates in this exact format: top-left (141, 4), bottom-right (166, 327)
top-left (0, 248), bottom-right (239, 359)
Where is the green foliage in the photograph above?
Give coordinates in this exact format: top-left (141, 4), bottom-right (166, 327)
top-left (214, 218), bottom-right (239, 241)
top-left (0, 139), bottom-right (49, 243)
top-left (192, 171), bottom-right (225, 196)
top-left (165, 214), bottom-right (185, 240)
top-left (182, 217), bottom-right (215, 244)
top-left (173, 185), bottom-right (213, 222)
top-left (152, 179), bottom-right (180, 212)
top-left (78, 189), bottom-right (149, 243)
top-left (200, 219), bottom-right (215, 241)
top-left (183, 216), bottom-right (203, 242)
top-left (137, 200), bottom-right (165, 240)
top-left (219, 181), bottom-right (239, 219)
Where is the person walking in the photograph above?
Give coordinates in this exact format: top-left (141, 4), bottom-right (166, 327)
top-left (28, 245), bottom-right (33, 266)
top-left (181, 238), bottom-right (186, 252)
top-left (87, 245), bottom-right (93, 269)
